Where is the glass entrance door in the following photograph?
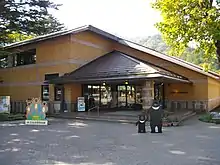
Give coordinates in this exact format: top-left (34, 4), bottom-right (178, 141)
top-left (117, 85), bottom-right (136, 108)
top-left (117, 85), bottom-right (126, 107)
top-left (127, 85), bottom-right (135, 107)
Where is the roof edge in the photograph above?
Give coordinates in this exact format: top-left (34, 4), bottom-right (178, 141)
top-left (4, 25), bottom-right (90, 49)
top-left (3, 24), bottom-right (220, 80)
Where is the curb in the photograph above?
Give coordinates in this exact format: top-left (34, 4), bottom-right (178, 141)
top-left (176, 112), bottom-right (197, 126)
top-left (49, 115), bottom-right (138, 124)
top-left (0, 120), bottom-right (25, 125)
top-left (49, 115), bottom-right (180, 127)
top-left (0, 112), bottom-right (197, 126)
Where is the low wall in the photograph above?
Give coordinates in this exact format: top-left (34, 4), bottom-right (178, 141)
top-left (165, 100), bottom-right (208, 112)
top-left (208, 97), bottom-right (220, 111)
top-left (10, 101), bottom-right (77, 114)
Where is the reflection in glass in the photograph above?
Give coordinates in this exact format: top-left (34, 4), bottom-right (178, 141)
top-left (136, 86), bottom-right (142, 104)
top-left (127, 85), bottom-right (135, 106)
top-left (100, 86), bottom-right (112, 107)
top-left (92, 85), bottom-right (100, 106)
top-left (117, 85), bottom-right (126, 107)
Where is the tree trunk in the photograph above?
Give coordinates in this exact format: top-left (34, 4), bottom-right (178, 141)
top-left (216, 40), bottom-right (220, 63)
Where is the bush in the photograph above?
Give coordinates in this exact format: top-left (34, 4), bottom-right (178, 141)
top-left (198, 113), bottom-right (220, 124)
top-left (199, 113), bottom-right (213, 123)
top-left (215, 119), bottom-right (220, 124)
top-left (0, 113), bottom-right (9, 121)
top-left (0, 113), bottom-right (25, 121)
top-left (9, 114), bottom-right (25, 120)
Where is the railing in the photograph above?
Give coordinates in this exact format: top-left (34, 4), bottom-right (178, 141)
top-left (88, 105), bottom-right (100, 116)
top-left (9, 101), bottom-right (77, 115)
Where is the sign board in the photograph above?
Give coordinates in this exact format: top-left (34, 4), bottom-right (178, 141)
top-left (0, 96), bottom-right (10, 113)
top-left (77, 97), bottom-right (85, 112)
top-left (25, 98), bottom-right (48, 125)
top-left (25, 120), bottom-right (48, 125)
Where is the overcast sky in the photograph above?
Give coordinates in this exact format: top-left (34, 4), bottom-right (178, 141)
top-left (50, 0), bottom-right (161, 39)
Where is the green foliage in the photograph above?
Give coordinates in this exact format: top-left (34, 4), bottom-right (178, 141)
top-left (199, 113), bottom-right (213, 122)
top-left (199, 112), bottom-right (220, 124)
top-left (6, 32), bottom-right (34, 43)
top-left (0, 113), bottom-right (9, 121)
top-left (137, 34), bottom-right (220, 72)
top-left (0, 113), bottom-right (25, 121)
top-left (0, 0), bottom-right (65, 46)
top-left (137, 34), bottom-right (170, 53)
top-left (152, 0), bottom-right (220, 68)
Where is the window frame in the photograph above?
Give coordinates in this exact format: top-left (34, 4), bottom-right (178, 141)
top-left (41, 84), bottom-right (50, 101)
top-left (54, 84), bottom-right (64, 101)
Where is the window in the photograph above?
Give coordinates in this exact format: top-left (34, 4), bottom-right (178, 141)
top-left (14, 49), bottom-right (36, 66)
top-left (45, 73), bottom-right (59, 81)
top-left (54, 85), bottom-right (64, 101)
top-left (41, 74), bottom-right (60, 101)
top-left (41, 85), bottom-right (49, 101)
top-left (0, 56), bottom-right (8, 68)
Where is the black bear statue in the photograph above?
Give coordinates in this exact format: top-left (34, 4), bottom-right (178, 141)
top-left (149, 101), bottom-right (163, 133)
top-left (136, 115), bottom-right (147, 133)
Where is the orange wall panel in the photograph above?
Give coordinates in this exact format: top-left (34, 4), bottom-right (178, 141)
top-left (207, 77), bottom-right (220, 110)
top-left (36, 36), bottom-right (71, 63)
top-left (1, 85), bottom-right (41, 101)
top-left (36, 64), bottom-right (78, 81)
top-left (71, 84), bottom-right (82, 102)
top-left (1, 30), bottom-right (219, 111)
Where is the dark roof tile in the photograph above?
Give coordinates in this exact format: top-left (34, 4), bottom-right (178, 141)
top-left (50, 51), bottom-right (190, 83)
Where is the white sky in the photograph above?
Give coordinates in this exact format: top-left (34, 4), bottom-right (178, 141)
top-left (50, 0), bottom-right (161, 39)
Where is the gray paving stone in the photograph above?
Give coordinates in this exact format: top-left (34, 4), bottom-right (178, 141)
top-left (0, 117), bottom-right (220, 165)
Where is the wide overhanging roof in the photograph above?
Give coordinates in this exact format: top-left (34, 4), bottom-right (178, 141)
top-left (4, 25), bottom-right (219, 80)
top-left (50, 51), bottom-right (190, 84)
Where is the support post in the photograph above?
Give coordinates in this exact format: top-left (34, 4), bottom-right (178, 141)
top-left (142, 81), bottom-right (154, 114)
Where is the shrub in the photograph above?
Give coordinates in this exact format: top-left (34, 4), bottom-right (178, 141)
top-left (199, 113), bottom-right (213, 123)
top-left (215, 119), bottom-right (220, 124)
top-left (0, 113), bottom-right (24, 121)
top-left (0, 113), bottom-right (9, 121)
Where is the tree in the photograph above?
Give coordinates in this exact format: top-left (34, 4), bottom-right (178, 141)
top-left (137, 34), bottom-right (170, 53)
top-left (152, 0), bottom-right (220, 69)
top-left (0, 0), bottom-right (65, 45)
top-left (135, 34), bottom-right (220, 72)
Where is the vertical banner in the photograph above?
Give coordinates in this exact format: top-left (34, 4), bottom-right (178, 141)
top-left (0, 96), bottom-right (10, 113)
top-left (77, 97), bottom-right (85, 112)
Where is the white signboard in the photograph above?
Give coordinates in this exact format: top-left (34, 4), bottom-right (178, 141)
top-left (0, 96), bottom-right (10, 113)
top-left (77, 97), bottom-right (85, 112)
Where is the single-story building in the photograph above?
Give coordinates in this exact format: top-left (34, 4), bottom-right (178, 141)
top-left (0, 25), bottom-right (220, 113)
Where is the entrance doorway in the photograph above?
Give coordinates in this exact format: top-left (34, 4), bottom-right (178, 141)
top-left (117, 85), bottom-right (136, 108)
top-left (82, 84), bottom-right (142, 110)
top-left (82, 84), bottom-right (112, 110)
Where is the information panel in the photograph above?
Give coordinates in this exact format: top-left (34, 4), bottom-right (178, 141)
top-left (0, 96), bottom-right (10, 113)
top-left (77, 97), bottom-right (85, 112)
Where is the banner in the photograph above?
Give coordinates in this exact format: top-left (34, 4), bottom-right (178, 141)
top-left (0, 96), bottom-right (10, 113)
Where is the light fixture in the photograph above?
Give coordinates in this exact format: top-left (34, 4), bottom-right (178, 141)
top-left (102, 82), bottom-right (106, 86)
top-left (125, 81), bottom-right (128, 85)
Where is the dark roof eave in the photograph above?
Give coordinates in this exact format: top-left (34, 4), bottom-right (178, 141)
top-left (49, 73), bottom-right (191, 84)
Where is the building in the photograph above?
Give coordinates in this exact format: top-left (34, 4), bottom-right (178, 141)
top-left (0, 25), bottom-right (220, 113)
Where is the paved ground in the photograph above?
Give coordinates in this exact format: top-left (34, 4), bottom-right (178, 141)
top-left (0, 117), bottom-right (220, 165)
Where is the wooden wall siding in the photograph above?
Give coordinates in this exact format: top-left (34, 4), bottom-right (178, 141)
top-left (0, 30), bottom-right (219, 111)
